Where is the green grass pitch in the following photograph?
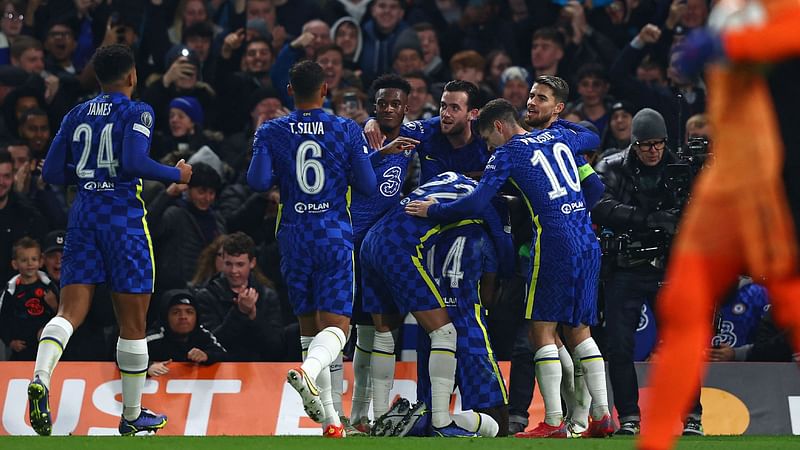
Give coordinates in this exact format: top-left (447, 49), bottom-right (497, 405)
top-left (1, 436), bottom-right (797, 450)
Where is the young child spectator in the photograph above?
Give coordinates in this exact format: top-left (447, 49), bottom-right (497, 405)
top-left (0, 236), bottom-right (58, 360)
top-left (146, 289), bottom-right (227, 377)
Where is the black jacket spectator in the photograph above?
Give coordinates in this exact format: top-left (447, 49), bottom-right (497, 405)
top-left (146, 290), bottom-right (226, 365)
top-left (148, 163), bottom-right (224, 294)
top-left (195, 272), bottom-right (286, 361)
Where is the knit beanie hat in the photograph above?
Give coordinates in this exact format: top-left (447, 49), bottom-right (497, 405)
top-left (630, 108), bottom-right (667, 144)
top-left (499, 66), bottom-right (531, 92)
top-left (169, 96), bottom-right (204, 126)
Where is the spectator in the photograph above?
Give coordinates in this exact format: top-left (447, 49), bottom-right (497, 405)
top-left (529, 27), bottom-right (565, 78)
top-left (608, 23), bottom-right (706, 149)
top-left (183, 21), bottom-right (217, 83)
top-left (195, 232), bottom-right (288, 361)
top-left (685, 113), bottom-right (710, 144)
top-left (149, 162), bottom-right (224, 294)
top-left (43, 16), bottom-right (78, 77)
top-left (216, 34), bottom-right (274, 134)
top-left (142, 45), bottom-right (216, 134)
top-left (219, 87), bottom-right (288, 173)
top-left (2, 86), bottom-right (45, 142)
top-left (190, 235), bottom-right (227, 289)
top-left (17, 107), bottom-right (49, 159)
top-left (359, 0), bottom-right (408, 81)
top-left (321, 0), bottom-right (372, 25)
top-left (441, 0), bottom-right (519, 64)
top-left (298, 19), bottom-right (332, 60)
top-left (152, 96), bottom-right (212, 164)
top-left (403, 71), bottom-right (436, 122)
top-left (146, 289), bottom-right (227, 376)
top-left (485, 49), bottom-right (512, 95)
top-left (0, 236), bottom-right (58, 361)
top-left (331, 17), bottom-right (362, 72)
top-left (245, 0), bottom-right (287, 50)
top-left (168, 0), bottom-right (220, 46)
top-left (600, 101), bottom-right (636, 157)
top-left (332, 87), bottom-right (369, 126)
top-left (391, 28), bottom-right (424, 76)
top-left (499, 66), bottom-right (531, 118)
top-left (0, 0), bottom-right (25, 65)
top-left (705, 278), bottom-right (769, 362)
top-left (569, 63), bottom-right (612, 136)
top-left (446, 50), bottom-right (494, 105)
top-left (413, 22), bottom-right (449, 83)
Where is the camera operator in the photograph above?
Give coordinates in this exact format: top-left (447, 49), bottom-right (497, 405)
top-left (592, 108), bottom-right (704, 435)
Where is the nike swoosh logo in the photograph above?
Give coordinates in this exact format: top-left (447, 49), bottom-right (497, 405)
top-left (424, 155), bottom-right (437, 161)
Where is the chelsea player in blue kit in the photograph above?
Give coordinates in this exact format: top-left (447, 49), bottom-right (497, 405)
top-left (348, 74), bottom-right (419, 432)
top-left (365, 80), bottom-right (490, 183)
top-left (247, 60), bottom-right (377, 438)
top-left (406, 99), bottom-right (612, 438)
top-left (414, 221), bottom-right (508, 437)
top-left (360, 171), bottom-right (514, 437)
top-left (27, 45), bottom-right (193, 436)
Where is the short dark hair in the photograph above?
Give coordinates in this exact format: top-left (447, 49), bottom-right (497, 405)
top-left (403, 70), bottom-right (429, 86)
top-left (371, 73), bottom-right (411, 97)
top-left (575, 63), bottom-right (608, 84)
top-left (0, 150), bottom-right (11, 166)
top-left (314, 44), bottom-right (343, 60)
top-left (476, 99), bottom-right (519, 135)
top-left (19, 107), bottom-right (48, 125)
top-left (13, 236), bottom-right (40, 259)
top-left (183, 21), bottom-right (214, 41)
top-left (289, 60), bottom-right (325, 102)
top-left (412, 22), bottom-right (436, 33)
top-left (533, 75), bottom-right (569, 104)
top-left (443, 79), bottom-right (481, 110)
top-left (188, 162), bottom-right (221, 191)
top-left (10, 36), bottom-right (43, 61)
top-left (222, 232), bottom-right (255, 259)
top-left (532, 27), bottom-right (565, 49)
top-left (92, 44), bottom-right (136, 85)
top-left (247, 36), bottom-right (272, 53)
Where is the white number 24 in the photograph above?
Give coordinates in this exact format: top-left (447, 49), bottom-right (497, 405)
top-left (73, 123), bottom-right (118, 178)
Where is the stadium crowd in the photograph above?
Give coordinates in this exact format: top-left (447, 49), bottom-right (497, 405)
top-left (0, 0), bottom-right (795, 439)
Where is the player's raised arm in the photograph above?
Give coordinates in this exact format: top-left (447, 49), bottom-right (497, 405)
top-left (121, 105), bottom-right (185, 184)
top-left (247, 124), bottom-right (273, 192)
top-left (349, 122), bottom-right (377, 195)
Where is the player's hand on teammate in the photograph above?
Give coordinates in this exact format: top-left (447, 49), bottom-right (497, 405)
top-left (187, 348), bottom-right (209, 363)
top-left (379, 136), bottom-right (420, 155)
top-left (148, 359), bottom-right (172, 377)
top-left (175, 159), bottom-right (193, 184)
top-left (235, 287), bottom-right (259, 320)
top-left (405, 197), bottom-right (437, 218)
top-left (363, 119), bottom-right (386, 149)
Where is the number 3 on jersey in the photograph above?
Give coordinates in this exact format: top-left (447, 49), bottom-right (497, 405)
top-left (296, 140), bottom-right (325, 194)
top-left (73, 123), bottom-right (118, 178)
top-left (530, 142), bottom-right (580, 200)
